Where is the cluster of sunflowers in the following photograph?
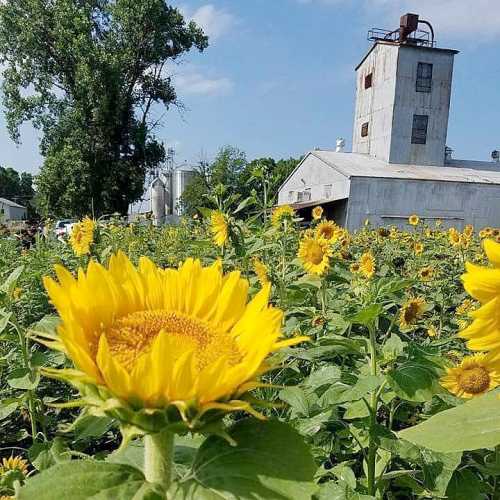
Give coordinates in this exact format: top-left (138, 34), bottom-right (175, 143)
top-left (68, 217), bottom-right (95, 257)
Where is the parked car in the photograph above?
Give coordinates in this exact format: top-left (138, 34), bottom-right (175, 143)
top-left (54, 219), bottom-right (76, 237)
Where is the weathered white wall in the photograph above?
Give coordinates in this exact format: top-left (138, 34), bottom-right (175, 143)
top-left (346, 177), bottom-right (500, 230)
top-left (352, 42), bottom-right (456, 167)
top-left (277, 153), bottom-right (350, 205)
top-left (390, 46), bottom-right (455, 166)
top-left (352, 43), bottom-right (399, 161)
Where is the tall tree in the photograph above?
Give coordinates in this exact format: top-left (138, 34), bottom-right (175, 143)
top-left (0, 0), bottom-right (208, 217)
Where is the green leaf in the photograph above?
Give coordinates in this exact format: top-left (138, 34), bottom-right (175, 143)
top-left (399, 389), bottom-right (500, 452)
top-left (28, 314), bottom-right (60, 339)
top-left (446, 469), bottom-right (485, 500)
top-left (348, 304), bottom-right (382, 326)
top-left (304, 366), bottom-right (341, 390)
top-left (0, 310), bottom-right (11, 335)
top-left (386, 361), bottom-right (442, 402)
top-left (382, 334), bottom-right (406, 359)
top-left (7, 367), bottom-right (40, 390)
top-left (0, 265), bottom-right (24, 294)
top-left (317, 481), bottom-right (375, 500)
top-left (72, 415), bottom-right (114, 442)
top-left (343, 400), bottom-right (370, 420)
top-left (0, 399), bottom-right (19, 420)
top-left (18, 461), bottom-right (161, 499)
top-left (421, 450), bottom-right (462, 497)
top-left (279, 386), bottom-right (311, 417)
top-left (184, 419), bottom-right (317, 499)
top-left (337, 375), bottom-right (383, 404)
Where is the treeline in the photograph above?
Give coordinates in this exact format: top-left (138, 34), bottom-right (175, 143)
top-left (0, 166), bottom-right (34, 206)
top-left (181, 146), bottom-right (300, 215)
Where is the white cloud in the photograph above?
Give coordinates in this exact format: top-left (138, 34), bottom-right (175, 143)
top-left (173, 67), bottom-right (233, 96)
top-left (183, 4), bottom-right (235, 41)
top-left (368, 0), bottom-right (500, 40)
top-left (297, 0), bottom-right (500, 40)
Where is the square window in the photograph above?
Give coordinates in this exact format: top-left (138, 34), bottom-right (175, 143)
top-left (416, 62), bottom-right (433, 92)
top-left (411, 114), bottom-right (429, 144)
top-left (361, 122), bottom-right (369, 137)
top-left (364, 73), bottom-right (373, 89)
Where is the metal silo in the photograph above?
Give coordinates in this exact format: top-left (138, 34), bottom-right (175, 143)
top-left (150, 177), bottom-right (166, 225)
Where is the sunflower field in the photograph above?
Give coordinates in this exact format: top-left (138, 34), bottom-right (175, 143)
top-left (1, 208), bottom-right (500, 499)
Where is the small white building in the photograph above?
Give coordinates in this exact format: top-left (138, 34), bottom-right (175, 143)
top-left (0, 197), bottom-right (27, 222)
top-left (277, 13), bottom-right (500, 230)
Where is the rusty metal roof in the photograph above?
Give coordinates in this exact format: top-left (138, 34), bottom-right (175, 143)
top-left (310, 151), bottom-right (500, 185)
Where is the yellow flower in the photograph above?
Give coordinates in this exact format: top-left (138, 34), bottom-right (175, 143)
top-left (350, 263), bottom-right (360, 273)
top-left (12, 287), bottom-right (22, 301)
top-left (448, 228), bottom-right (461, 247)
top-left (42, 253), bottom-right (307, 423)
top-left (359, 251), bottom-right (375, 279)
top-left (464, 224), bottom-right (474, 237)
top-left (271, 205), bottom-right (295, 227)
top-left (479, 229), bottom-right (489, 239)
top-left (0, 455), bottom-right (28, 476)
top-left (418, 266), bottom-right (434, 282)
top-left (210, 211), bottom-right (228, 247)
top-left (312, 206), bottom-right (323, 220)
top-left (440, 353), bottom-right (500, 398)
top-left (252, 258), bottom-right (269, 286)
top-left (69, 217), bottom-right (95, 256)
top-left (315, 220), bottom-right (338, 242)
top-left (413, 242), bottom-right (424, 255)
top-left (399, 297), bottom-right (426, 329)
top-left (456, 298), bottom-right (476, 316)
top-left (298, 236), bottom-right (332, 276)
top-left (408, 214), bottom-right (419, 226)
top-left (426, 325), bottom-right (438, 337)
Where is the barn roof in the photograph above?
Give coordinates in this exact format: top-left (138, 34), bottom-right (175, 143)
top-left (309, 151), bottom-right (500, 185)
top-left (0, 197), bottom-right (26, 209)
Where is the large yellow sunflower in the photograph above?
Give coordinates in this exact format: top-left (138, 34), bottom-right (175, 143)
top-left (42, 253), bottom-right (307, 424)
top-left (69, 217), bottom-right (95, 256)
top-left (271, 205), bottom-right (295, 228)
top-left (440, 353), bottom-right (500, 398)
top-left (315, 220), bottom-right (338, 242)
top-left (298, 236), bottom-right (332, 276)
top-left (399, 297), bottom-right (426, 329)
top-left (210, 211), bottom-right (228, 247)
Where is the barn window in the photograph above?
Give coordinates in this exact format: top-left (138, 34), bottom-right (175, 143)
top-left (364, 73), bottom-right (373, 89)
top-left (288, 191), bottom-right (295, 202)
top-left (324, 184), bottom-right (332, 198)
top-left (411, 114), bottom-right (429, 144)
top-left (416, 62), bottom-right (433, 92)
top-left (361, 122), bottom-right (369, 137)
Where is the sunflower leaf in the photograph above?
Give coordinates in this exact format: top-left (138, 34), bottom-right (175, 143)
top-left (399, 389), bottom-right (500, 452)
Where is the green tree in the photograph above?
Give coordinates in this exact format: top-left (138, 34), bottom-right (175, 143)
top-left (0, 0), bottom-right (208, 217)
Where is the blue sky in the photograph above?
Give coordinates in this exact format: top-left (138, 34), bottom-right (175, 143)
top-left (2, 0), bottom-right (500, 174)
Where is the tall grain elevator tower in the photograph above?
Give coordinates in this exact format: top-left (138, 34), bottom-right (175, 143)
top-left (352, 13), bottom-right (458, 166)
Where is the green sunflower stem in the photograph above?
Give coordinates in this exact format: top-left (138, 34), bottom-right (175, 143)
top-left (144, 428), bottom-right (174, 492)
top-left (367, 323), bottom-right (378, 497)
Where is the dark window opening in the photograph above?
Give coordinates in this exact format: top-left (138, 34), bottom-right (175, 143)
top-left (361, 122), bottom-right (369, 137)
top-left (364, 73), bottom-right (373, 89)
top-left (416, 62), bottom-right (433, 92)
top-left (411, 114), bottom-right (429, 144)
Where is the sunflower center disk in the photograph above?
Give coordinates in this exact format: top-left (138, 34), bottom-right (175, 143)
top-left (307, 244), bottom-right (324, 265)
top-left (458, 367), bottom-right (490, 394)
top-left (105, 310), bottom-right (242, 372)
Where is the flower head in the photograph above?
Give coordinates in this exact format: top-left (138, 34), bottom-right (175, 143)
top-left (418, 266), bottom-right (434, 282)
top-left (42, 253), bottom-right (307, 430)
top-left (408, 214), bottom-right (419, 226)
top-left (456, 298), bottom-right (476, 316)
top-left (399, 297), bottom-right (426, 329)
top-left (252, 258), bottom-right (269, 286)
top-left (69, 217), bottom-right (95, 256)
top-left (315, 220), bottom-right (338, 242)
top-left (414, 242), bottom-right (424, 255)
top-left (426, 325), bottom-right (438, 337)
top-left (448, 228), bottom-right (461, 247)
top-left (210, 211), bottom-right (228, 247)
top-left (0, 456), bottom-right (28, 476)
top-left (271, 205), bottom-right (295, 228)
top-left (440, 353), bottom-right (500, 398)
top-left (312, 206), bottom-right (323, 220)
top-left (359, 251), bottom-right (375, 279)
top-left (298, 236), bottom-right (332, 276)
